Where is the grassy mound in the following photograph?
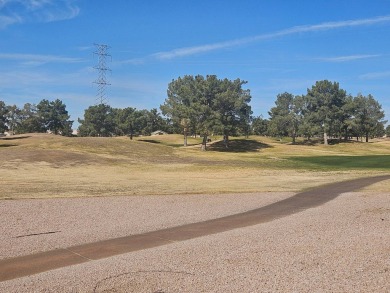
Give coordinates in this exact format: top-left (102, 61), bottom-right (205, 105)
top-left (1, 134), bottom-right (389, 199)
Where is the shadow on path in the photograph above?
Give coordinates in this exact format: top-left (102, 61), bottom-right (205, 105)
top-left (1, 174), bottom-right (389, 282)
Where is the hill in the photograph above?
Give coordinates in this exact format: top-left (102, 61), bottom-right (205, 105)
top-left (1, 134), bottom-right (389, 199)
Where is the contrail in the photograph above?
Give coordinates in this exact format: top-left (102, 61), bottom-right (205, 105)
top-left (125, 15), bottom-right (390, 63)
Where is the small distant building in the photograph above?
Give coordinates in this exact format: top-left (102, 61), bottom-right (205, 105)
top-left (151, 130), bottom-right (167, 136)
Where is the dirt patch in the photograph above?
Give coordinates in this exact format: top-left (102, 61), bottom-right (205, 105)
top-left (0, 149), bottom-right (110, 168)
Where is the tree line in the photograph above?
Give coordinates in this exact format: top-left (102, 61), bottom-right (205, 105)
top-left (79, 75), bottom-right (252, 150)
top-left (1, 77), bottom-right (388, 145)
top-left (254, 80), bottom-right (387, 144)
top-left (78, 104), bottom-right (169, 137)
top-left (0, 99), bottom-right (169, 138)
top-left (0, 99), bottom-right (73, 135)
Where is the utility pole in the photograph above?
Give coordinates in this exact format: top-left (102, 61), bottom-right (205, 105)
top-left (93, 43), bottom-right (111, 105)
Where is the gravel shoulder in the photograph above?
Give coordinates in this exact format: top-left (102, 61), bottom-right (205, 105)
top-left (1, 190), bottom-right (389, 292)
top-left (0, 192), bottom-right (294, 260)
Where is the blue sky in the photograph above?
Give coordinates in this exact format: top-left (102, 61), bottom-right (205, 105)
top-left (1, 0), bottom-right (390, 128)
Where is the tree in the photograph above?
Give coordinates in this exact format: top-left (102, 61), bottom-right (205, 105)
top-left (78, 104), bottom-right (115, 137)
top-left (37, 99), bottom-right (73, 135)
top-left (304, 80), bottom-right (347, 145)
top-left (339, 95), bottom-right (355, 140)
top-left (353, 94), bottom-right (386, 142)
top-left (81, 105), bottom-right (168, 138)
top-left (268, 92), bottom-right (300, 143)
top-left (17, 103), bottom-right (43, 133)
top-left (191, 75), bottom-right (217, 150)
top-left (161, 75), bottom-right (202, 147)
top-left (293, 94), bottom-right (318, 141)
top-left (161, 75), bottom-right (252, 150)
top-left (212, 78), bottom-right (252, 145)
top-left (36, 99), bottom-right (51, 132)
top-left (386, 125), bottom-right (390, 137)
top-left (139, 108), bottom-right (167, 136)
top-left (114, 107), bottom-right (167, 138)
top-left (251, 116), bottom-right (268, 136)
top-left (0, 101), bottom-right (9, 133)
top-left (5, 105), bottom-right (21, 135)
top-left (113, 107), bottom-right (138, 137)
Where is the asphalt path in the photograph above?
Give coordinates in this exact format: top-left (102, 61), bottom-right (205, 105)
top-left (1, 174), bottom-right (389, 282)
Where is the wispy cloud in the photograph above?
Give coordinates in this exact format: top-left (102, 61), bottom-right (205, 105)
top-left (76, 45), bottom-right (94, 51)
top-left (150, 40), bottom-right (245, 60)
top-left (316, 54), bottom-right (381, 63)
top-left (0, 53), bottom-right (84, 66)
top-left (359, 70), bottom-right (390, 80)
top-left (37, 1), bottom-right (80, 23)
top-left (124, 15), bottom-right (390, 64)
top-left (0, 14), bottom-right (22, 28)
top-left (0, 0), bottom-right (80, 29)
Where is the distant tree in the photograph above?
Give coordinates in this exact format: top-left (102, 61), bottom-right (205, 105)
top-left (113, 107), bottom-right (168, 138)
top-left (5, 105), bottom-right (21, 135)
top-left (50, 99), bottom-right (73, 135)
top-left (0, 100), bottom-right (9, 133)
top-left (36, 99), bottom-right (51, 131)
top-left (293, 94), bottom-right (318, 141)
top-left (353, 94), bottom-right (387, 142)
top-left (113, 107), bottom-right (135, 137)
top-left (139, 108), bottom-right (167, 136)
top-left (251, 116), bottom-right (269, 136)
top-left (375, 123), bottom-right (386, 138)
top-left (304, 80), bottom-right (347, 145)
top-left (37, 99), bottom-right (73, 135)
top-left (17, 103), bottom-right (43, 133)
top-left (339, 95), bottom-right (355, 140)
top-left (386, 125), bottom-right (390, 137)
top-left (163, 117), bottom-right (180, 134)
top-left (268, 92), bottom-right (300, 143)
top-left (78, 104), bottom-right (115, 137)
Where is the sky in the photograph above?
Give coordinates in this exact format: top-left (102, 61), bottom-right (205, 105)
top-left (1, 0), bottom-right (390, 128)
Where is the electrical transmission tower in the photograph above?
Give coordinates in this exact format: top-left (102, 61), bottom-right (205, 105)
top-left (93, 43), bottom-right (111, 105)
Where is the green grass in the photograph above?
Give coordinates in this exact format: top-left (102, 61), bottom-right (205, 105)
top-left (136, 134), bottom-right (390, 170)
top-left (289, 155), bottom-right (390, 170)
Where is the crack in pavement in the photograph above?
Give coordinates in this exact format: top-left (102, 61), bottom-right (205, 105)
top-left (14, 231), bottom-right (61, 239)
top-left (1, 174), bottom-right (389, 282)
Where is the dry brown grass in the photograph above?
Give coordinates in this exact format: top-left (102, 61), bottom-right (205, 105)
top-left (1, 133), bottom-right (389, 199)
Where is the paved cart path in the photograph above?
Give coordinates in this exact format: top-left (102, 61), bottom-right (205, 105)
top-left (1, 175), bottom-right (389, 282)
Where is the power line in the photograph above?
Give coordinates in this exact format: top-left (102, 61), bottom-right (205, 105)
top-left (93, 43), bottom-right (111, 105)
